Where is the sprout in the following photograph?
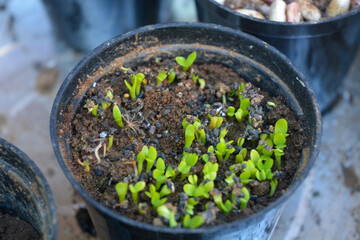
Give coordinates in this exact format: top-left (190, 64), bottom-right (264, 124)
top-left (106, 135), bottom-right (114, 151)
top-left (151, 192), bottom-right (168, 210)
top-left (129, 181), bottom-right (146, 203)
top-left (227, 106), bottom-right (235, 117)
top-left (215, 139), bottom-right (235, 162)
top-left (255, 155), bottom-right (274, 181)
top-left (239, 187), bottom-right (250, 209)
top-left (203, 162), bottom-right (219, 181)
top-left (84, 100), bottom-right (99, 118)
top-left (235, 148), bottom-right (247, 163)
top-left (124, 73), bottom-right (145, 99)
top-left (186, 197), bottom-right (199, 215)
top-left (225, 171), bottom-right (236, 186)
top-left (165, 165), bottom-right (177, 181)
top-left (77, 159), bottom-right (90, 173)
top-left (234, 109), bottom-right (243, 123)
top-left (138, 203), bottom-right (148, 214)
top-left (267, 101), bottom-right (276, 107)
top-left (250, 149), bottom-right (261, 165)
top-left (192, 73), bottom-right (199, 83)
top-left (153, 158), bottom-right (167, 190)
top-left (135, 146), bottom-right (158, 173)
top-left (184, 175), bottom-right (214, 199)
top-left (157, 71), bottom-right (167, 85)
top-left (167, 68), bottom-right (176, 83)
top-left (184, 125), bottom-right (195, 148)
top-left (208, 116), bottom-right (223, 130)
top-left (238, 82), bottom-right (245, 99)
top-left (182, 214), bottom-right (205, 229)
top-left (145, 184), bottom-right (157, 199)
top-left (176, 51), bottom-right (197, 71)
top-left (113, 105), bottom-right (124, 128)
top-left (198, 78), bottom-right (206, 90)
top-left (159, 184), bottom-right (172, 198)
top-left (269, 178), bottom-right (278, 197)
top-left (115, 182), bottom-right (128, 203)
top-left (211, 189), bottom-right (232, 215)
top-left (102, 90), bottom-right (113, 110)
top-left (157, 205), bottom-right (177, 228)
top-left (193, 120), bottom-right (206, 145)
top-left (178, 153), bottom-right (198, 180)
top-left (271, 118), bottom-right (289, 170)
top-left (240, 98), bottom-right (250, 116)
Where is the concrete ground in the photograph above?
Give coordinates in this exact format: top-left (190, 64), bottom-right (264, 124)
top-left (0, 1), bottom-right (359, 239)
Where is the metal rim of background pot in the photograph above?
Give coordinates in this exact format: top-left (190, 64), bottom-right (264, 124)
top-left (200, 0), bottom-right (360, 37)
top-left (0, 137), bottom-right (58, 239)
top-left (50, 22), bottom-right (322, 235)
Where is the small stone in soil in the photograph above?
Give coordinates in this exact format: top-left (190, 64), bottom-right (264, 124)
top-left (149, 126), bottom-right (155, 135)
top-left (93, 168), bottom-right (104, 176)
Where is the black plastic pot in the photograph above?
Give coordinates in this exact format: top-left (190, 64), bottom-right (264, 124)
top-left (0, 137), bottom-right (57, 239)
top-left (42, 0), bottom-right (161, 52)
top-left (195, 0), bottom-right (360, 113)
top-left (50, 23), bottom-right (321, 240)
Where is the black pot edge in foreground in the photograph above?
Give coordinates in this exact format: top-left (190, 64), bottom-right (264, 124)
top-left (0, 137), bottom-right (58, 239)
top-left (50, 23), bottom-right (322, 236)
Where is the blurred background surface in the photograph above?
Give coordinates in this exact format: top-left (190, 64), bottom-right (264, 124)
top-left (0, 0), bottom-right (359, 239)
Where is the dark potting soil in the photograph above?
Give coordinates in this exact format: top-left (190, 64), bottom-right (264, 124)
top-left (0, 213), bottom-right (40, 240)
top-left (69, 59), bottom-right (307, 227)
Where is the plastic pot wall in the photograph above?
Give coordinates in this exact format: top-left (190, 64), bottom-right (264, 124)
top-left (195, 0), bottom-right (360, 113)
top-left (50, 23), bottom-right (321, 240)
top-left (0, 137), bottom-right (57, 239)
top-left (42, 0), bottom-right (160, 52)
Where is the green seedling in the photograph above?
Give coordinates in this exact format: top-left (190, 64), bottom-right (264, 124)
top-left (182, 214), bottom-right (205, 229)
top-left (115, 182), bottom-right (128, 203)
top-left (106, 135), bottom-right (114, 151)
top-left (255, 155), bottom-right (274, 181)
top-left (168, 68), bottom-right (176, 83)
top-left (238, 82), bottom-right (245, 99)
top-left (198, 78), bottom-right (206, 90)
top-left (215, 139), bottom-right (235, 162)
top-left (269, 178), bottom-right (278, 197)
top-left (151, 192), bottom-right (168, 210)
top-left (138, 203), bottom-right (148, 214)
top-left (129, 181), bottom-right (146, 203)
top-left (124, 72), bottom-right (145, 99)
top-left (225, 171), bottom-right (236, 186)
top-left (77, 159), bottom-right (90, 173)
top-left (185, 125), bottom-right (195, 148)
top-left (203, 162), bottom-right (219, 181)
top-left (235, 148), bottom-right (247, 163)
top-left (121, 66), bottom-right (129, 72)
top-left (145, 184), bottom-right (157, 199)
top-left (102, 90), bottom-right (113, 110)
top-left (193, 120), bottom-right (206, 144)
top-left (159, 184), bottom-right (172, 198)
top-left (157, 205), bottom-right (177, 228)
top-left (165, 165), bottom-right (177, 181)
top-left (227, 106), bottom-right (235, 117)
top-left (157, 71), bottom-right (167, 85)
top-left (239, 160), bottom-right (256, 184)
top-left (184, 175), bottom-right (214, 199)
top-left (137, 146), bottom-right (157, 173)
top-left (84, 100), bottom-right (99, 118)
top-left (231, 186), bottom-right (250, 209)
top-left (234, 109), bottom-right (243, 123)
top-left (237, 137), bottom-right (245, 147)
top-left (219, 127), bottom-right (228, 139)
top-left (153, 158), bottom-right (167, 190)
top-left (186, 197), bottom-right (199, 215)
top-left (271, 119), bottom-right (289, 169)
top-left (178, 152), bottom-right (198, 180)
top-left (208, 116), bottom-right (223, 130)
top-left (267, 101), bottom-right (276, 107)
top-left (176, 51), bottom-right (197, 71)
top-left (250, 149), bottom-right (261, 165)
top-left (211, 189), bottom-right (232, 216)
top-left (113, 105), bottom-right (124, 128)
top-left (256, 136), bottom-right (274, 157)
top-left (240, 98), bottom-right (250, 116)
top-left (192, 73), bottom-right (199, 83)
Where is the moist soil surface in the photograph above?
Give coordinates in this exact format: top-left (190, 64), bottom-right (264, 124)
top-left (69, 58), bottom-right (307, 227)
top-left (0, 213), bottom-right (40, 240)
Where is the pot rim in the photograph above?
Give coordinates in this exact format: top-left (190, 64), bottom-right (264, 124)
top-left (207, 0), bottom-right (360, 26)
top-left (50, 22), bottom-right (322, 235)
top-left (0, 137), bottom-right (58, 238)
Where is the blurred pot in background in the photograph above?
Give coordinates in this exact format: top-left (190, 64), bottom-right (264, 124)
top-left (196, 0), bottom-right (360, 113)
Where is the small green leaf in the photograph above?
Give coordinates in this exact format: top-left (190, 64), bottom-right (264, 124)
top-left (188, 175), bottom-right (198, 185)
top-left (185, 125), bottom-right (195, 148)
top-left (115, 182), bottom-right (128, 203)
top-left (156, 158), bottom-right (165, 172)
top-left (148, 146), bottom-right (157, 161)
top-left (184, 184), bottom-right (196, 196)
top-left (157, 71), bottom-right (167, 85)
top-left (250, 150), bottom-right (261, 164)
top-left (176, 56), bottom-right (186, 67)
top-left (186, 52), bottom-right (197, 68)
top-left (188, 215), bottom-right (204, 229)
top-left (227, 106), bottom-right (235, 117)
top-left (269, 178), bottom-right (278, 197)
top-left (273, 133), bottom-right (286, 146)
top-left (275, 119), bottom-right (288, 134)
top-left (113, 105), bottom-right (124, 128)
top-left (235, 109), bottom-right (243, 123)
top-left (168, 69), bottom-right (176, 83)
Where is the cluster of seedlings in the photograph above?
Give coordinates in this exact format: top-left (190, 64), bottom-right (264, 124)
top-left (78, 52), bottom-right (292, 228)
top-left (218, 0), bottom-right (359, 22)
